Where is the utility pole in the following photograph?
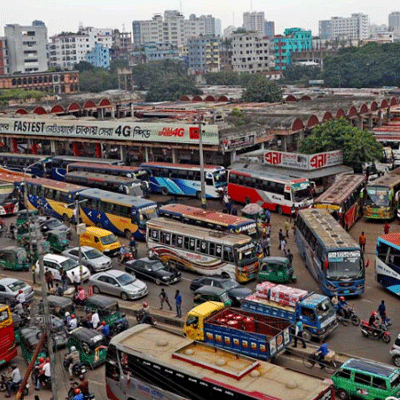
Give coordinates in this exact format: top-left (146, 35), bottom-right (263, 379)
top-left (198, 110), bottom-right (206, 210)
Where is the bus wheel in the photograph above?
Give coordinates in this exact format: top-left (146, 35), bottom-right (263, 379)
top-left (62, 214), bottom-right (70, 223)
top-left (276, 206), bottom-right (283, 215)
top-left (245, 197), bottom-right (251, 204)
top-left (124, 229), bottom-right (131, 239)
top-left (161, 187), bottom-right (169, 196)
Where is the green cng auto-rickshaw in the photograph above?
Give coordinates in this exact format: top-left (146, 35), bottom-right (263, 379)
top-left (46, 230), bottom-right (70, 253)
top-left (84, 295), bottom-right (128, 335)
top-left (66, 327), bottom-right (107, 369)
top-left (16, 209), bottom-right (38, 227)
top-left (0, 246), bottom-right (30, 271)
top-left (257, 256), bottom-right (296, 284)
top-left (46, 295), bottom-right (75, 319)
top-left (20, 326), bottom-right (48, 364)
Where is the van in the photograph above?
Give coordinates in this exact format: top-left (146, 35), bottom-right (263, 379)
top-left (80, 227), bottom-right (121, 256)
top-left (193, 286), bottom-right (232, 307)
top-left (331, 358), bottom-right (400, 400)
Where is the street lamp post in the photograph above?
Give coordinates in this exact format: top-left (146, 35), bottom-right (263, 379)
top-left (198, 110), bottom-right (206, 210)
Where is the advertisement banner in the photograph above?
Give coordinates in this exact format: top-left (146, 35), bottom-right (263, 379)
top-left (263, 150), bottom-right (342, 170)
top-left (0, 118), bottom-right (220, 145)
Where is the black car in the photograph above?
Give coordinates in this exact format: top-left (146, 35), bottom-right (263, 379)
top-left (189, 277), bottom-right (253, 306)
top-left (39, 217), bottom-right (72, 239)
top-left (125, 257), bottom-right (181, 285)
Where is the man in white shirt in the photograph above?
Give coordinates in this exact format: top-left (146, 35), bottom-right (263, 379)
top-left (6, 364), bottom-right (21, 397)
top-left (90, 311), bottom-right (100, 329)
top-left (68, 314), bottom-right (78, 331)
top-left (16, 289), bottom-right (26, 304)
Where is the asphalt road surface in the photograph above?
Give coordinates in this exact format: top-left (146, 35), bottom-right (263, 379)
top-left (1, 194), bottom-right (399, 400)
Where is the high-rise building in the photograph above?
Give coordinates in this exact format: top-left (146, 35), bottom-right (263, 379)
top-left (274, 28), bottom-right (312, 70)
top-left (5, 23), bottom-right (48, 73)
top-left (243, 11), bottom-right (266, 36)
top-left (223, 25), bottom-right (236, 37)
top-left (0, 37), bottom-right (10, 75)
top-left (187, 35), bottom-right (220, 73)
top-left (265, 21), bottom-right (275, 38)
top-left (318, 14), bottom-right (369, 40)
top-left (198, 15), bottom-right (217, 35)
top-left (132, 11), bottom-right (208, 49)
top-left (215, 19), bottom-right (222, 36)
top-left (389, 12), bottom-right (400, 36)
top-left (231, 31), bottom-right (273, 74)
top-left (86, 43), bottom-right (110, 69)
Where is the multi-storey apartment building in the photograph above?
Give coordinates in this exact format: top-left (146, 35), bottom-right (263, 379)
top-left (5, 23), bottom-right (48, 73)
top-left (0, 37), bottom-right (10, 75)
top-left (319, 14), bottom-right (369, 41)
top-left (389, 12), bottom-right (400, 36)
top-left (243, 12), bottom-right (266, 36)
top-left (231, 31), bottom-right (273, 74)
top-left (187, 35), bottom-right (220, 73)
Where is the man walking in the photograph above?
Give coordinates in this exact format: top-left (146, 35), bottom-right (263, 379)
top-left (263, 235), bottom-right (270, 257)
top-left (175, 290), bottom-right (182, 318)
top-left (359, 231), bottom-right (366, 254)
top-left (159, 288), bottom-right (172, 310)
top-left (285, 219), bottom-right (290, 238)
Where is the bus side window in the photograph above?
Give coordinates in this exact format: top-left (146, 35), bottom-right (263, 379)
top-left (209, 242), bottom-right (215, 256)
top-left (176, 235), bottom-right (183, 248)
top-left (216, 245), bottom-right (222, 258)
top-left (150, 229), bottom-right (159, 242)
top-left (377, 242), bottom-right (389, 262)
top-left (205, 173), bottom-right (213, 186)
top-left (284, 191), bottom-right (291, 201)
top-left (184, 236), bottom-right (189, 249)
top-left (189, 238), bottom-right (196, 251)
top-left (223, 246), bottom-right (234, 262)
top-left (200, 240), bottom-right (208, 254)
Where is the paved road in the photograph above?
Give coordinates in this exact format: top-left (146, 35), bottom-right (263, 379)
top-left (1, 194), bottom-right (400, 400)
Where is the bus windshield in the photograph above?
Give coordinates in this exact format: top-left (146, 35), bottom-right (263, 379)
top-left (365, 187), bottom-right (390, 207)
top-left (292, 185), bottom-right (311, 202)
top-left (236, 244), bottom-right (256, 266)
top-left (139, 207), bottom-right (158, 222)
top-left (214, 170), bottom-right (227, 187)
top-left (327, 251), bottom-right (364, 280)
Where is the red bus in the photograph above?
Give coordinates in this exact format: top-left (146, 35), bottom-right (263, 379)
top-left (228, 168), bottom-right (313, 215)
top-left (0, 304), bottom-right (18, 364)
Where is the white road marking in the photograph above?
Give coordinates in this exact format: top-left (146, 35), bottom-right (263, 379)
top-left (361, 299), bottom-right (373, 303)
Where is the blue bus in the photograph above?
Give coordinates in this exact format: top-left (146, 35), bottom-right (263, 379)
top-left (296, 208), bottom-right (365, 297)
top-left (376, 233), bottom-right (400, 295)
top-left (78, 188), bottom-right (158, 239)
top-left (140, 162), bottom-right (227, 198)
top-left (50, 156), bottom-right (123, 181)
top-left (0, 153), bottom-right (51, 177)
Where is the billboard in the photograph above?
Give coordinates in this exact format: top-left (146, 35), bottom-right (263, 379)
top-left (263, 150), bottom-right (343, 170)
top-left (0, 118), bottom-right (220, 145)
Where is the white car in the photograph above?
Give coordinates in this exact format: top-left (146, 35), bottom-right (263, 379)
top-left (390, 334), bottom-right (400, 367)
top-left (36, 254), bottom-right (90, 284)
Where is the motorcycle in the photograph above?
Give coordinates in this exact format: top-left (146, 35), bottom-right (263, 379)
top-left (73, 294), bottom-right (87, 307)
top-left (337, 306), bottom-right (361, 326)
top-left (63, 354), bottom-right (87, 377)
top-left (67, 381), bottom-right (96, 400)
top-left (0, 373), bottom-right (29, 397)
top-left (119, 251), bottom-right (135, 264)
top-left (360, 320), bottom-right (391, 343)
top-left (31, 368), bottom-right (52, 390)
top-left (133, 309), bottom-right (155, 325)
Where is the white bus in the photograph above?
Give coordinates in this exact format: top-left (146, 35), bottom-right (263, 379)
top-left (146, 217), bottom-right (259, 283)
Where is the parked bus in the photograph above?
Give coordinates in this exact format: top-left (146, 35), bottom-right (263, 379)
top-left (106, 325), bottom-right (335, 400)
top-left (0, 304), bottom-right (18, 364)
top-left (314, 174), bottom-right (365, 230)
top-left (25, 178), bottom-right (85, 221)
top-left (228, 168), bottom-right (313, 215)
top-left (376, 233), bottom-right (400, 295)
top-left (0, 182), bottom-right (19, 215)
top-left (296, 208), bottom-right (365, 297)
top-left (0, 153), bottom-right (51, 177)
top-left (159, 203), bottom-right (258, 240)
top-left (363, 167), bottom-right (400, 220)
top-left (65, 171), bottom-right (146, 197)
top-left (147, 217), bottom-right (259, 283)
top-left (78, 188), bottom-right (158, 239)
top-left (140, 162), bottom-right (227, 199)
top-left (67, 162), bottom-right (149, 182)
top-left (50, 155), bottom-right (123, 181)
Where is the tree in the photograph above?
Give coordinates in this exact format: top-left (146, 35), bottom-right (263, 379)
top-left (145, 76), bottom-right (201, 102)
top-left (79, 69), bottom-right (118, 93)
top-left (73, 61), bottom-right (96, 73)
top-left (283, 65), bottom-right (321, 84)
top-left (242, 75), bottom-right (282, 103)
top-left (299, 118), bottom-right (383, 171)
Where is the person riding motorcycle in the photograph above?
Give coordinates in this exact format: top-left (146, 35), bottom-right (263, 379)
top-left (15, 289), bottom-right (26, 305)
top-left (129, 234), bottom-right (137, 258)
top-left (72, 387), bottom-right (84, 400)
top-left (65, 346), bottom-right (81, 380)
top-left (78, 374), bottom-right (89, 395)
top-left (65, 311), bottom-right (72, 326)
top-left (337, 296), bottom-right (350, 319)
top-left (75, 286), bottom-right (87, 306)
top-left (68, 314), bottom-right (78, 331)
top-left (97, 321), bottom-right (110, 339)
top-left (140, 302), bottom-right (152, 324)
top-left (119, 244), bottom-right (130, 263)
top-left (5, 364), bottom-right (22, 398)
top-left (369, 310), bottom-right (380, 336)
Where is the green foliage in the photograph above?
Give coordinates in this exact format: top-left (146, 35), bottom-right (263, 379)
top-left (0, 89), bottom-right (44, 101)
top-left (74, 61), bottom-right (96, 73)
top-left (145, 76), bottom-right (201, 102)
top-left (299, 118), bottom-right (383, 170)
top-left (132, 59), bottom-right (188, 90)
top-left (79, 69), bottom-right (118, 93)
top-left (229, 108), bottom-right (250, 126)
top-left (109, 58), bottom-right (130, 74)
top-left (322, 42), bottom-right (400, 87)
top-left (283, 65), bottom-right (321, 84)
top-left (242, 75), bottom-right (282, 103)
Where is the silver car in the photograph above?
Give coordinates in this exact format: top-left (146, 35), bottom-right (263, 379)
top-left (88, 269), bottom-right (148, 301)
top-left (62, 246), bottom-right (112, 274)
top-left (0, 278), bottom-right (34, 305)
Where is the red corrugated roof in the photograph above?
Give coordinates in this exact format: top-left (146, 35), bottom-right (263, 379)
top-left (381, 233), bottom-right (400, 247)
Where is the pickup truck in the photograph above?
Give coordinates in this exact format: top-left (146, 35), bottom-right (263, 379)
top-left (241, 292), bottom-right (337, 341)
top-left (183, 301), bottom-right (292, 360)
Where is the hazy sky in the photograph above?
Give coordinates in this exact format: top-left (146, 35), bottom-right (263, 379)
top-left (0, 1), bottom-right (396, 37)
